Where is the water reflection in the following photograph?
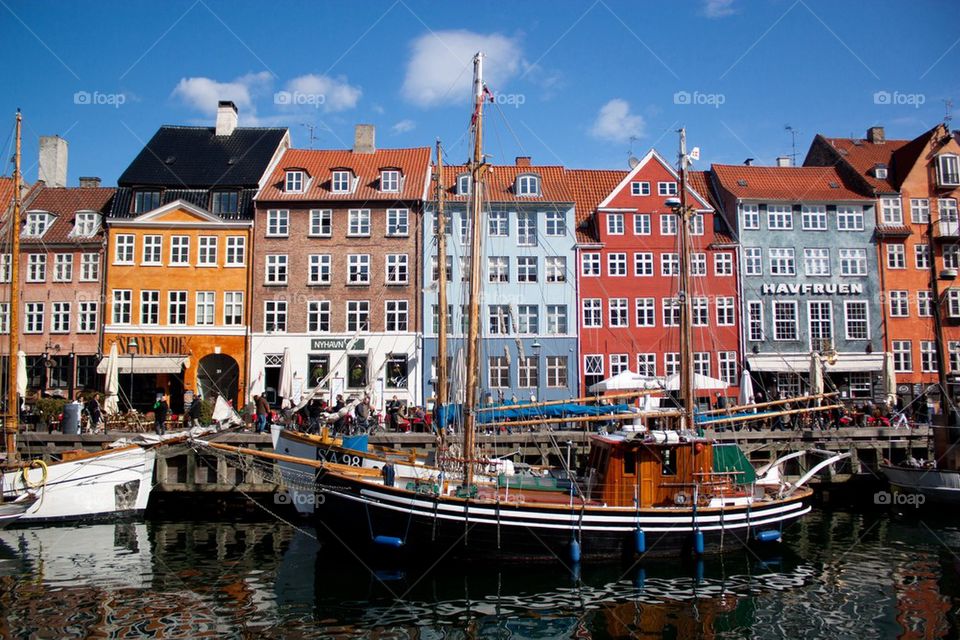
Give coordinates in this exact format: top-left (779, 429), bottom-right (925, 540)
top-left (0, 511), bottom-right (954, 639)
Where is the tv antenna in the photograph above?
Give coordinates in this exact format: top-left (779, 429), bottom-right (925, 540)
top-left (785, 125), bottom-right (799, 166)
top-left (627, 135), bottom-right (640, 168)
top-left (301, 123), bottom-right (318, 149)
top-left (944, 99), bottom-right (954, 127)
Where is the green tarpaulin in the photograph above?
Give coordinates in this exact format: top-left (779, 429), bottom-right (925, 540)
top-left (712, 443), bottom-right (756, 484)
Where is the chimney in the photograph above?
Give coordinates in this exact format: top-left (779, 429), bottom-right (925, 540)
top-left (867, 126), bottom-right (885, 144)
top-left (515, 156), bottom-right (531, 167)
top-left (38, 136), bottom-right (68, 188)
top-left (776, 156), bottom-right (792, 167)
top-left (744, 158), bottom-right (754, 166)
top-left (78, 176), bottom-right (101, 188)
top-left (353, 124), bottom-right (375, 154)
top-left (215, 100), bottom-right (238, 136)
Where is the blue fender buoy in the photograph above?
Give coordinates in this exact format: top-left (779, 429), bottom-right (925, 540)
top-left (755, 529), bottom-right (782, 543)
top-left (695, 558), bottom-right (705, 583)
top-left (373, 535), bottom-right (404, 548)
top-left (570, 538), bottom-right (582, 563)
top-left (693, 529), bottom-right (705, 555)
top-left (633, 567), bottom-right (646, 590)
top-left (635, 528), bottom-right (646, 554)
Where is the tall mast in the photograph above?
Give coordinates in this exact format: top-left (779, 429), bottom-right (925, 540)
top-left (434, 139), bottom-right (448, 424)
top-left (462, 52), bottom-right (486, 488)
top-left (677, 128), bottom-right (695, 426)
top-left (5, 111), bottom-right (22, 463)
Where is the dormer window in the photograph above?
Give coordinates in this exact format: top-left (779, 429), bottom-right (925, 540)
top-left (873, 164), bottom-right (888, 180)
top-left (72, 212), bottom-right (100, 237)
top-left (134, 190), bottom-right (161, 213)
top-left (332, 170), bottom-right (352, 193)
top-left (285, 171), bottom-right (304, 193)
top-left (457, 174), bottom-right (472, 195)
top-left (381, 170), bottom-right (401, 192)
top-left (211, 191), bottom-right (239, 215)
top-left (938, 154), bottom-right (960, 187)
top-left (24, 212), bottom-right (52, 237)
top-left (516, 174), bottom-right (540, 197)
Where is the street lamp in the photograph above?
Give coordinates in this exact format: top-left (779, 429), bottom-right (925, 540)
top-left (127, 337), bottom-right (138, 412)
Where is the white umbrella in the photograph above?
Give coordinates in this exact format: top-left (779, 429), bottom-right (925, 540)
top-left (278, 347), bottom-right (294, 409)
top-left (738, 368), bottom-right (754, 406)
top-left (883, 351), bottom-right (897, 405)
top-left (662, 372), bottom-right (729, 391)
top-left (16, 350), bottom-right (27, 407)
top-left (588, 370), bottom-right (660, 393)
top-left (809, 352), bottom-right (824, 397)
top-left (103, 342), bottom-right (119, 414)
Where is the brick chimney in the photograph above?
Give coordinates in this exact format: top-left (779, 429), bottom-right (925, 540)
top-left (353, 124), bottom-right (375, 154)
top-left (38, 136), bottom-right (68, 188)
top-left (515, 156), bottom-right (531, 166)
top-left (78, 176), bottom-right (101, 188)
top-left (215, 100), bottom-right (238, 136)
top-left (867, 126), bottom-right (885, 144)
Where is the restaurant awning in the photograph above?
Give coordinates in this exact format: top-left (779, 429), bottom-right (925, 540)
top-left (747, 353), bottom-right (884, 374)
top-left (97, 355), bottom-right (189, 375)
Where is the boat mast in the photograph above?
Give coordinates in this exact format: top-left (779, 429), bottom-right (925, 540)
top-left (434, 139), bottom-right (448, 439)
top-left (462, 52), bottom-right (486, 488)
top-left (4, 111), bottom-right (21, 464)
top-left (677, 128), bottom-right (695, 427)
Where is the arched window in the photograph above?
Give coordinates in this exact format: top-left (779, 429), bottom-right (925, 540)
top-left (516, 174), bottom-right (540, 196)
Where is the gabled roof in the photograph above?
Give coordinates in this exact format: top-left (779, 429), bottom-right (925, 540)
top-left (259, 147), bottom-right (431, 202)
top-left (23, 186), bottom-right (114, 244)
top-left (117, 125), bottom-right (288, 188)
top-left (712, 164), bottom-right (871, 202)
top-left (810, 134), bottom-right (909, 192)
top-left (597, 149), bottom-right (713, 211)
top-left (566, 169), bottom-right (628, 243)
top-left (436, 163), bottom-right (574, 203)
top-left (110, 187), bottom-right (257, 220)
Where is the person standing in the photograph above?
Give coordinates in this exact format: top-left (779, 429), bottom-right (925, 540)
top-left (85, 393), bottom-right (103, 434)
top-left (188, 396), bottom-right (203, 429)
top-left (255, 394), bottom-right (270, 434)
top-left (153, 393), bottom-right (169, 436)
top-left (386, 395), bottom-right (402, 432)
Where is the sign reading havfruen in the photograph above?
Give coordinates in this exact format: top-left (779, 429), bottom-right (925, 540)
top-left (310, 338), bottom-right (366, 351)
top-left (760, 283), bottom-right (864, 295)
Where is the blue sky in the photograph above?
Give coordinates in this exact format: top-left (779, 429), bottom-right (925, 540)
top-left (2, 0), bottom-right (958, 185)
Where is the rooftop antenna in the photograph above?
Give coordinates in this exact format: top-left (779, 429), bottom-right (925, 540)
top-left (785, 125), bottom-right (799, 166)
top-left (627, 135), bottom-right (640, 168)
top-left (301, 123), bottom-right (318, 149)
top-left (944, 99), bottom-right (954, 127)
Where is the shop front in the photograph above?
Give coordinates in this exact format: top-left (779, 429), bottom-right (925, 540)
top-left (746, 352), bottom-right (886, 404)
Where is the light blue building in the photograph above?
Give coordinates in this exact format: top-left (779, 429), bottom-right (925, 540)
top-left (422, 161), bottom-right (579, 406)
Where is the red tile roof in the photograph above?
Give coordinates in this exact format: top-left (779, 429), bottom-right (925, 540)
top-left (565, 169), bottom-right (627, 243)
top-left (0, 177), bottom-right (15, 213)
top-left (816, 135), bottom-right (909, 192)
top-left (22, 186), bottom-right (114, 245)
top-left (437, 164), bottom-right (575, 203)
top-left (712, 164), bottom-right (871, 202)
top-left (258, 147), bottom-right (432, 202)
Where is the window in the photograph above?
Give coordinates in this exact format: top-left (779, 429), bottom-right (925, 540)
top-left (946, 245), bottom-right (960, 269)
top-left (839, 249), bottom-right (867, 276)
top-left (773, 301), bottom-right (798, 341)
top-left (488, 257), bottom-right (509, 283)
top-left (887, 244), bottom-right (906, 269)
top-left (198, 236), bottom-right (217, 266)
top-left (658, 181), bottom-right (678, 196)
top-left (346, 301), bottom-right (369, 331)
top-left (331, 170), bottom-right (351, 193)
top-left (431, 255), bottom-right (453, 282)
top-left (777, 373), bottom-right (802, 398)
top-left (769, 248), bottom-right (795, 276)
top-left (517, 212), bottom-right (537, 246)
top-left (808, 301), bottom-right (832, 350)
top-left (77, 301), bottom-right (97, 333)
top-left (583, 355), bottom-right (603, 389)
top-left (25, 302), bottom-right (43, 333)
top-left (889, 290), bottom-right (909, 317)
top-left (299, 300), bottom-right (329, 333)
top-left (694, 352), bottom-right (710, 377)
top-left (264, 300), bottom-right (287, 333)
top-left (634, 252), bottom-right (653, 276)
top-left (518, 356), bottom-right (539, 389)
top-left (837, 206), bottom-right (864, 231)
top-left (767, 204), bottom-right (793, 230)
top-left (80, 253), bottom-right (99, 281)
top-left (610, 354), bottom-right (629, 376)
top-left (265, 255), bottom-right (288, 284)
top-left (606, 213), bottom-right (624, 235)
top-left (516, 175), bottom-right (540, 196)
top-left (381, 170), bottom-right (400, 192)
top-left (660, 214), bottom-right (678, 235)
top-left (142, 235), bottom-right (162, 265)
top-left (211, 191), bottom-right (239, 215)
top-left (881, 197), bottom-right (903, 225)
top-left (285, 171), bottom-right (305, 193)
top-left (488, 305), bottom-right (510, 334)
top-left (51, 302), bottom-right (70, 333)
top-left (267, 210), bottom-right (289, 237)
top-left (224, 291), bottom-right (243, 325)
top-left (744, 247), bottom-right (762, 276)
top-left (53, 254), bottom-right (72, 282)
top-left (742, 203), bottom-right (759, 229)
top-left (307, 354), bottom-right (331, 389)
top-left (635, 298), bottom-right (655, 327)
top-left (952, 342), bottom-right (960, 373)
top-left (386, 254), bottom-right (408, 284)
top-left (115, 234), bottom-right (134, 264)
top-left (547, 305), bottom-right (568, 334)
top-left (489, 210), bottom-right (508, 236)
top-left (921, 341), bottom-right (937, 373)
top-left (582, 299), bottom-right (602, 328)
top-left (940, 198), bottom-right (959, 229)
top-left (637, 353), bottom-right (656, 377)
top-left (608, 253), bottom-right (627, 276)
top-left (802, 205), bottom-right (827, 230)
top-left (25, 254), bottom-right (45, 282)
top-left (918, 290), bottom-right (933, 317)
top-left (517, 256), bottom-right (538, 283)
top-left (170, 236), bottom-right (190, 264)
top-left (457, 174), bottom-right (471, 195)
top-left (517, 305), bottom-right (539, 334)
top-left (949, 290), bottom-right (960, 318)
top-left (691, 253), bottom-right (706, 276)
top-left (347, 355), bottom-right (368, 388)
top-left (385, 300), bottom-right (408, 332)
top-left (111, 290), bottom-right (131, 324)
top-left (693, 297), bottom-right (709, 326)
top-left (0, 254), bottom-right (9, 282)
top-left (937, 154), bottom-right (960, 187)
top-left (225, 236), bottom-right (246, 266)
top-left (911, 198), bottom-right (930, 224)
top-left (545, 256), bottom-right (566, 283)
top-left (631, 181), bottom-right (650, 196)
top-left (195, 292), bottom-right (215, 325)
top-left (168, 291), bottom-right (187, 325)
top-left (581, 253), bottom-right (600, 276)
top-left (488, 356), bottom-right (510, 388)
top-left (348, 209), bottom-right (371, 236)
top-left (719, 352), bottom-right (738, 385)
top-left (134, 191), bottom-right (160, 213)
top-left (689, 214), bottom-right (704, 236)
top-left (716, 297), bottom-right (735, 326)
top-left (347, 254), bottom-right (370, 284)
top-left (850, 373), bottom-right (873, 398)
top-left (140, 290), bottom-right (159, 325)
top-left (661, 253), bottom-right (679, 276)
top-left (844, 301), bottom-right (869, 340)
top-left (892, 340), bottom-right (912, 372)
top-left (747, 300), bottom-right (764, 341)
top-left (915, 244), bottom-right (930, 270)
top-left (662, 297), bottom-right (680, 327)
top-left (459, 211), bottom-right (471, 241)
top-left (804, 248), bottom-right (830, 276)
top-left (633, 214), bottom-right (651, 235)
top-left (547, 356), bottom-right (568, 388)
top-left (664, 353), bottom-right (680, 376)
top-left (431, 304), bottom-right (453, 334)
top-left (308, 210), bottom-right (332, 237)
top-left (387, 208), bottom-right (409, 236)
top-left (385, 355), bottom-right (408, 389)
top-left (73, 212), bottom-right (99, 236)
top-left (714, 252), bottom-right (733, 276)
top-left (609, 298), bottom-right (629, 327)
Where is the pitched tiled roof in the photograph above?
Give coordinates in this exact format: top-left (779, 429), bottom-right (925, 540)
top-left (24, 186), bottom-right (114, 244)
top-left (0, 177), bottom-right (15, 212)
top-left (259, 147), bottom-right (431, 202)
top-left (566, 169), bottom-right (627, 244)
top-left (118, 126), bottom-right (288, 188)
top-left (110, 187), bottom-right (257, 220)
top-left (712, 164), bottom-right (871, 201)
top-left (436, 163), bottom-right (574, 204)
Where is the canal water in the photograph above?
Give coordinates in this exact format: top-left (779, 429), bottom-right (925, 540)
top-left (0, 508), bottom-right (957, 638)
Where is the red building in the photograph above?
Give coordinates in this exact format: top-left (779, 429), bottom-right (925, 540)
top-left (571, 150), bottom-right (740, 403)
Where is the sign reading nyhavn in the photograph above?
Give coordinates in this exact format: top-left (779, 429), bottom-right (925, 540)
top-left (310, 338), bottom-right (366, 351)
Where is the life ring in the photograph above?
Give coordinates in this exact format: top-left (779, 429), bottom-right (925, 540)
top-left (20, 459), bottom-right (48, 490)
top-left (674, 492), bottom-right (688, 506)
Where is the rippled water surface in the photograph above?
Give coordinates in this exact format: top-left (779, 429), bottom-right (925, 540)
top-left (0, 509), bottom-right (958, 638)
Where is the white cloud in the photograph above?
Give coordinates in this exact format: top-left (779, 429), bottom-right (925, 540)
top-left (402, 30), bottom-right (523, 107)
top-left (171, 71), bottom-right (271, 115)
top-left (590, 99), bottom-right (646, 143)
top-left (282, 74), bottom-right (361, 112)
top-left (701, 0), bottom-right (737, 18)
top-left (391, 119), bottom-right (416, 134)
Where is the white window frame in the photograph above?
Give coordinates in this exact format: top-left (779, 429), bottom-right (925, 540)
top-left (285, 170), bottom-right (304, 193)
top-left (267, 209), bottom-right (289, 237)
top-left (348, 209), bottom-right (371, 237)
top-left (309, 210), bottom-right (333, 237)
